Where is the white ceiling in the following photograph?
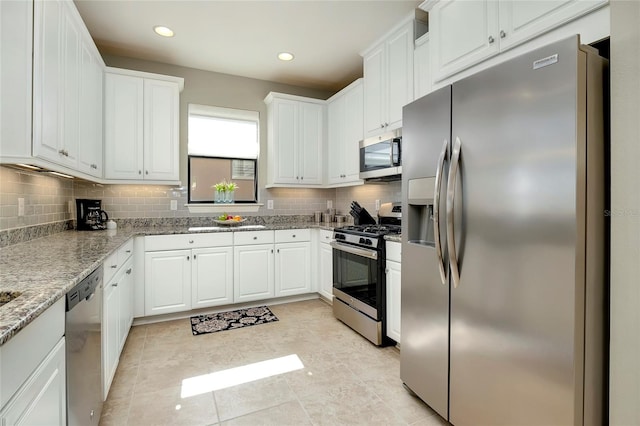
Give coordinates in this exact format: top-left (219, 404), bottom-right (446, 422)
top-left (74, 0), bottom-right (423, 93)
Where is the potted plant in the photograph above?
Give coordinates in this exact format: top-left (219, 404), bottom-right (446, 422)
top-left (224, 181), bottom-right (237, 203)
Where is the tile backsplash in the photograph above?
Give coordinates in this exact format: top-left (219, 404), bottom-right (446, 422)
top-left (0, 165), bottom-right (402, 232)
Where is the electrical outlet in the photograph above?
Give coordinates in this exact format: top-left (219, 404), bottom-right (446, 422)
top-left (327, 200), bottom-right (333, 209)
top-left (170, 200), bottom-right (178, 210)
top-left (267, 200), bottom-right (274, 210)
top-left (18, 198), bottom-right (25, 217)
top-left (375, 199), bottom-right (380, 211)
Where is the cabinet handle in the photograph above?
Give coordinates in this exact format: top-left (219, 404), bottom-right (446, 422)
top-left (380, 124), bottom-right (384, 129)
top-left (112, 282), bottom-right (118, 287)
top-left (126, 268), bottom-right (132, 274)
top-left (271, 249), bottom-right (274, 253)
top-left (189, 240), bottom-right (194, 244)
top-left (91, 164), bottom-right (97, 169)
top-left (296, 176), bottom-right (299, 180)
top-left (384, 123), bottom-right (389, 127)
top-left (126, 250), bottom-right (131, 253)
top-left (187, 255), bottom-right (190, 261)
top-left (385, 268), bottom-right (389, 274)
top-left (138, 170), bottom-right (142, 175)
top-left (488, 35), bottom-right (495, 44)
top-left (145, 170), bottom-right (149, 175)
top-left (277, 248), bottom-right (280, 253)
top-left (292, 234), bottom-right (296, 238)
top-left (111, 264), bottom-right (118, 269)
top-left (253, 237), bottom-right (257, 240)
top-left (500, 30), bottom-right (506, 39)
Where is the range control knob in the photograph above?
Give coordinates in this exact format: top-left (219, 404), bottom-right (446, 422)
top-left (365, 239), bottom-right (372, 245)
top-left (359, 237), bottom-right (366, 244)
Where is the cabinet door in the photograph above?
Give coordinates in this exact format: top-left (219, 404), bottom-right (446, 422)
top-left (414, 37), bottom-right (431, 100)
top-left (319, 242), bottom-right (334, 301)
top-left (78, 43), bottom-right (103, 177)
top-left (363, 43), bottom-right (386, 138)
top-left (275, 242), bottom-right (311, 297)
top-left (431, 0), bottom-right (499, 82)
top-left (271, 99), bottom-right (299, 184)
top-left (343, 81), bottom-right (364, 182)
top-left (234, 244), bottom-right (274, 303)
top-left (498, 0), bottom-right (607, 50)
top-left (60, 3), bottom-right (80, 167)
top-left (33, 0), bottom-right (64, 164)
top-left (0, 338), bottom-right (66, 426)
top-left (118, 258), bottom-right (134, 353)
top-left (385, 260), bottom-right (402, 343)
top-left (192, 247), bottom-right (234, 308)
top-left (145, 250), bottom-right (191, 316)
top-left (143, 79), bottom-right (180, 180)
top-left (298, 102), bottom-right (323, 184)
top-left (386, 22), bottom-right (413, 131)
top-left (327, 95), bottom-right (345, 184)
top-left (104, 73), bottom-right (144, 179)
top-left (103, 274), bottom-right (119, 399)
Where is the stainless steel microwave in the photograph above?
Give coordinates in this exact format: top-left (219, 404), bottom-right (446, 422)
top-left (359, 131), bottom-right (402, 180)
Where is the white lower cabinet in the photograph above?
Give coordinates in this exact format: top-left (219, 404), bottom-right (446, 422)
top-left (103, 239), bottom-right (134, 400)
top-left (192, 247), bottom-right (234, 309)
top-left (275, 241), bottom-right (311, 297)
top-left (385, 241), bottom-right (402, 343)
top-left (317, 229), bottom-right (334, 301)
top-left (234, 243), bottom-right (275, 303)
top-left (144, 233), bottom-right (234, 316)
top-left (0, 298), bottom-right (66, 426)
top-left (0, 338), bottom-right (66, 426)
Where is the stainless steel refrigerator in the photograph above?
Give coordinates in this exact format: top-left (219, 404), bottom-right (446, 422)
top-left (400, 35), bottom-right (607, 426)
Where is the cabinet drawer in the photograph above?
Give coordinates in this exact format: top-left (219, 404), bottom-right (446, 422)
top-left (103, 251), bottom-right (119, 283)
top-left (117, 238), bottom-right (134, 266)
top-left (319, 229), bottom-right (333, 244)
top-left (145, 233), bottom-right (233, 251)
top-left (233, 230), bottom-right (275, 246)
top-left (386, 241), bottom-right (401, 263)
top-left (275, 229), bottom-right (310, 243)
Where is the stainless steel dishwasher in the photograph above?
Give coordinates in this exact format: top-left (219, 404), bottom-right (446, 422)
top-left (65, 267), bottom-right (103, 426)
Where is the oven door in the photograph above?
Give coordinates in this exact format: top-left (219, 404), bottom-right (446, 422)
top-left (330, 241), bottom-right (381, 320)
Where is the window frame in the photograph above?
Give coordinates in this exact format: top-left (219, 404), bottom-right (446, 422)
top-left (187, 155), bottom-right (258, 204)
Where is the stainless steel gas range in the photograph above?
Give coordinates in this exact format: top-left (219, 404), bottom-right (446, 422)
top-left (331, 203), bottom-right (401, 346)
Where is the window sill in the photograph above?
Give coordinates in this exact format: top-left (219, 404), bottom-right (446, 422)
top-left (186, 204), bottom-right (263, 214)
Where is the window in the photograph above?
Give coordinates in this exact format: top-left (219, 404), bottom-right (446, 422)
top-left (188, 104), bottom-right (259, 203)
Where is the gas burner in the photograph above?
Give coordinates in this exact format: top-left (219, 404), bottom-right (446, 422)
top-left (340, 224), bottom-right (401, 237)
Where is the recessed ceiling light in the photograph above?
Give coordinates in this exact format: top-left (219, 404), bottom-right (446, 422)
top-left (278, 52), bottom-right (294, 61)
top-left (153, 26), bottom-right (175, 38)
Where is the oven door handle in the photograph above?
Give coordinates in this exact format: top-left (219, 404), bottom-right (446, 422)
top-left (330, 241), bottom-right (378, 260)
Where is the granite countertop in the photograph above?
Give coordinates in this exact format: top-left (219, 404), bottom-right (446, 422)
top-left (0, 221), bottom-right (345, 346)
top-left (384, 235), bottom-right (402, 243)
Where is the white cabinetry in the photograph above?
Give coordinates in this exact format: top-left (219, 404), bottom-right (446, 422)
top-left (414, 34), bottom-right (432, 100)
top-left (275, 230), bottom-right (311, 297)
top-left (327, 79), bottom-right (364, 187)
top-left (0, 299), bottom-right (66, 426)
top-left (317, 229), bottom-right (334, 302)
top-left (103, 239), bottom-right (134, 399)
top-left (362, 17), bottom-right (426, 138)
top-left (32, 0), bottom-right (104, 176)
top-left (104, 68), bottom-right (183, 182)
top-left (264, 93), bottom-right (325, 187)
top-left (385, 241), bottom-right (401, 343)
top-left (427, 0), bottom-right (607, 82)
top-left (144, 233), bottom-right (234, 316)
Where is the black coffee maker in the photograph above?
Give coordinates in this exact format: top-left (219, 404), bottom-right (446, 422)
top-left (76, 199), bottom-right (109, 231)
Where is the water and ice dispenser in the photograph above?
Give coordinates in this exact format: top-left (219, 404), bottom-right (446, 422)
top-left (407, 177), bottom-right (436, 247)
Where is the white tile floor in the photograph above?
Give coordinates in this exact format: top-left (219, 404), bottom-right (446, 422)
top-left (100, 299), bottom-right (447, 426)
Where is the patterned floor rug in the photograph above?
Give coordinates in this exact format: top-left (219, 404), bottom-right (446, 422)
top-left (190, 306), bottom-right (279, 335)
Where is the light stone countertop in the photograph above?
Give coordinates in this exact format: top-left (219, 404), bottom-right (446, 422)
top-left (0, 222), bottom-right (347, 346)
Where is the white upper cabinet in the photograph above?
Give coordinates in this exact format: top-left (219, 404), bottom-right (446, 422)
top-left (362, 16), bottom-right (426, 139)
top-left (426, 0), bottom-right (607, 82)
top-left (414, 34), bottom-right (432, 99)
top-left (327, 79), bottom-right (364, 187)
top-left (104, 68), bottom-right (183, 182)
top-left (32, 0), bottom-right (104, 174)
top-left (264, 92), bottom-right (325, 187)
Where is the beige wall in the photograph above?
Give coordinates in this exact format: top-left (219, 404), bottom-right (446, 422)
top-left (609, 1), bottom-right (640, 424)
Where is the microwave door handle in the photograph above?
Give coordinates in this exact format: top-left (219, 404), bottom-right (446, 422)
top-left (392, 138), bottom-right (401, 166)
top-left (434, 139), bottom-right (448, 285)
top-left (447, 137), bottom-right (462, 289)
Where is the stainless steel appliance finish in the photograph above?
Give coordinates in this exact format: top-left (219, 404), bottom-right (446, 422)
top-left (359, 130), bottom-right (402, 180)
top-left (66, 267), bottom-right (103, 426)
top-left (401, 36), bottom-right (607, 426)
top-left (332, 213), bottom-right (402, 346)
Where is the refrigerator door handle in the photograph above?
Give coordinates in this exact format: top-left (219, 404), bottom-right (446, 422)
top-left (434, 139), bottom-right (449, 285)
top-left (447, 137), bottom-right (462, 288)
